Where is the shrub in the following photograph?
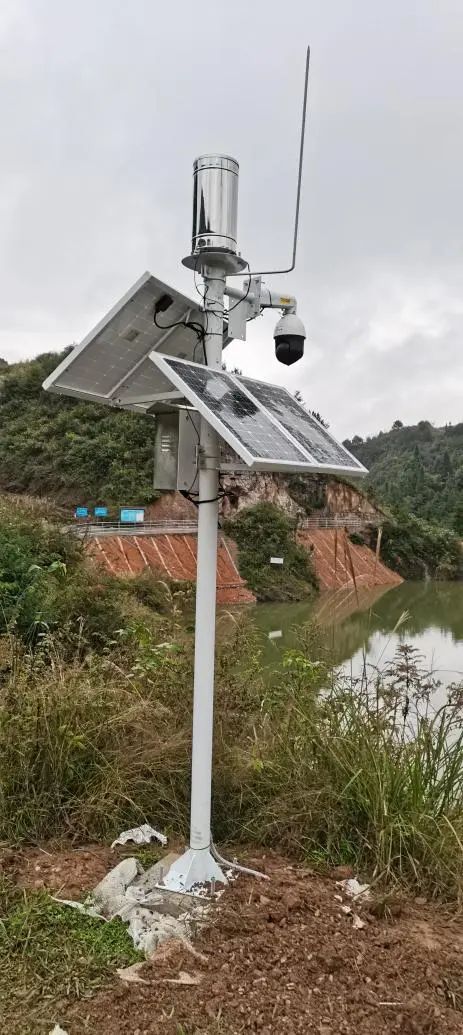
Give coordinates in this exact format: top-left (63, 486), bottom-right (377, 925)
top-left (228, 641), bottom-right (463, 899)
top-left (224, 502), bottom-right (317, 601)
top-left (349, 531), bottom-right (365, 546)
top-left (0, 498), bottom-right (82, 638)
top-left (0, 499), bottom-right (192, 650)
top-left (369, 512), bottom-right (462, 580)
top-left (0, 351), bottom-right (158, 503)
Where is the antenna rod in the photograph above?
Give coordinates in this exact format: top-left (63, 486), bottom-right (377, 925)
top-left (228, 44), bottom-right (310, 278)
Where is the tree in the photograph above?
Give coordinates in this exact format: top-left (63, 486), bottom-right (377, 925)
top-left (293, 392), bottom-right (329, 428)
top-left (309, 410), bottom-right (330, 429)
top-left (222, 362), bottom-right (242, 374)
top-left (392, 420), bottom-right (403, 430)
top-left (441, 449), bottom-right (453, 480)
top-left (453, 499), bottom-right (463, 537)
top-left (352, 435), bottom-right (364, 446)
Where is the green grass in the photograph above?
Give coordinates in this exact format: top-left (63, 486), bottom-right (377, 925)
top-left (0, 879), bottom-right (141, 1033)
top-left (133, 845), bottom-right (166, 869)
top-left (234, 641), bottom-right (463, 899)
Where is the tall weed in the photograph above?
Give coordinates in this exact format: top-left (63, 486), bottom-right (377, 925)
top-left (0, 612), bottom-right (462, 900)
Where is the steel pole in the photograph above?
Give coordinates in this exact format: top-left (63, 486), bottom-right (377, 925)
top-left (164, 264), bottom-right (227, 891)
top-left (189, 264), bottom-right (224, 847)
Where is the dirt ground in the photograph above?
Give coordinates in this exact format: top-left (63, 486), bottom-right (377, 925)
top-left (4, 845), bottom-right (463, 1034)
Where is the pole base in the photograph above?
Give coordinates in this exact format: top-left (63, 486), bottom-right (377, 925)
top-left (163, 847), bottom-right (227, 893)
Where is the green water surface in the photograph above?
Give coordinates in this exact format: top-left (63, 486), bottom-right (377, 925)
top-left (252, 582), bottom-right (463, 690)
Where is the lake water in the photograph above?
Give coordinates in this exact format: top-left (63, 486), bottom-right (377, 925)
top-left (252, 582), bottom-right (463, 695)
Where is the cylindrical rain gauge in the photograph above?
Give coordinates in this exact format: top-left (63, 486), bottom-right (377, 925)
top-left (191, 155), bottom-right (239, 256)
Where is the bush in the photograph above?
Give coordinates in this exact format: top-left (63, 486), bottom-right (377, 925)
top-left (369, 512), bottom-right (462, 580)
top-left (128, 571), bottom-right (194, 614)
top-left (0, 499), bottom-right (192, 650)
top-left (228, 640), bottom-right (463, 899)
top-left (0, 497), bottom-right (82, 639)
top-left (349, 531), bottom-right (365, 546)
top-left (225, 502), bottom-right (317, 601)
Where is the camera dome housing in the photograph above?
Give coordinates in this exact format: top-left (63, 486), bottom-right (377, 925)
top-left (274, 313), bottom-right (306, 365)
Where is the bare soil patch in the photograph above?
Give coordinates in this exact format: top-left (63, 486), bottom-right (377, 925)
top-left (16, 847), bottom-right (457, 1035)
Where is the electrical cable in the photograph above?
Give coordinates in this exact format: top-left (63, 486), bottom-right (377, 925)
top-left (153, 305), bottom-right (207, 365)
top-left (153, 309), bottom-right (204, 342)
top-left (210, 839), bottom-right (270, 881)
top-left (225, 262), bottom-right (252, 314)
top-left (183, 411), bottom-right (201, 496)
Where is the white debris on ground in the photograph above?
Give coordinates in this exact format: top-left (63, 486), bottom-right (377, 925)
top-left (127, 905), bottom-right (191, 956)
top-left (116, 961), bottom-right (149, 985)
top-left (48, 1026), bottom-right (69, 1035)
top-left (336, 877), bottom-right (371, 901)
top-left (54, 852), bottom-right (210, 958)
top-left (110, 824), bottom-right (168, 848)
top-left (334, 876), bottom-right (371, 931)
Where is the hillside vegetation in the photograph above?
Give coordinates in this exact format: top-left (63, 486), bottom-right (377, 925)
top-left (0, 352), bottom-right (157, 505)
top-left (344, 420), bottom-right (463, 531)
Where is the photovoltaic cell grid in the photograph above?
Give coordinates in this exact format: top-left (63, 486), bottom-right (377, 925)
top-left (163, 360), bottom-right (308, 463)
top-left (159, 357), bottom-right (366, 475)
top-left (242, 378), bottom-right (365, 470)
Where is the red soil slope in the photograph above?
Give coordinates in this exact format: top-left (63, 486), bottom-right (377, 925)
top-left (87, 527), bottom-right (400, 601)
top-left (87, 533), bottom-right (255, 605)
top-left (298, 528), bottom-right (402, 590)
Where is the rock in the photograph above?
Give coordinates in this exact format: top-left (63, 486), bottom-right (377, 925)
top-left (330, 865), bottom-right (354, 881)
top-left (282, 890), bottom-right (300, 911)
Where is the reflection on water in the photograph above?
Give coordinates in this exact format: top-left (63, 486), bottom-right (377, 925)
top-left (253, 581), bottom-right (463, 688)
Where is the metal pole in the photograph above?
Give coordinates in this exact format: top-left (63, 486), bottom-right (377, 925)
top-left (164, 264), bottom-right (227, 892)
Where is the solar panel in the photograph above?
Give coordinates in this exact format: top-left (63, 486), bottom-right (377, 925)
top-left (150, 355), bottom-right (368, 476)
top-left (152, 358), bottom-right (309, 467)
top-left (241, 379), bottom-right (366, 472)
top-left (42, 272), bottom-right (230, 413)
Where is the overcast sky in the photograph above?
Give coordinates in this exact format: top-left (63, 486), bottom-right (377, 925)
top-left (0, 0), bottom-right (462, 439)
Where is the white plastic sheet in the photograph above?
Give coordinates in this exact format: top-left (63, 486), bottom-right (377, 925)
top-left (111, 824), bottom-right (167, 849)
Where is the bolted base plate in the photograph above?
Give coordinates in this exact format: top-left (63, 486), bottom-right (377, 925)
top-left (162, 847), bottom-right (227, 893)
top-left (182, 248), bottom-right (247, 274)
